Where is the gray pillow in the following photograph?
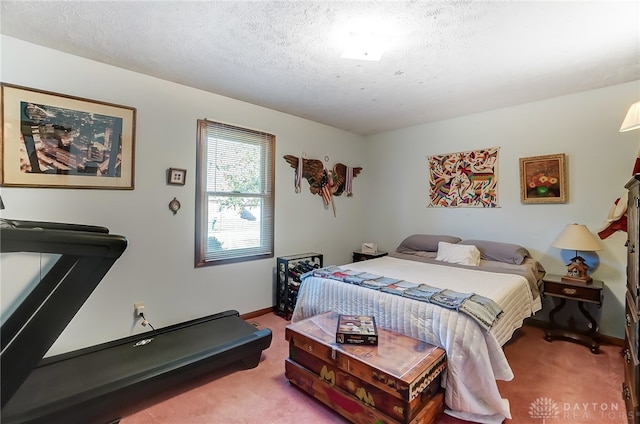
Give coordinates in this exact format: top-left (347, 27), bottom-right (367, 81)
top-left (396, 234), bottom-right (462, 253)
top-left (458, 240), bottom-right (530, 265)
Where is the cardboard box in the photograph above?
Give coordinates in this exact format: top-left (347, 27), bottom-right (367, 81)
top-left (336, 314), bottom-right (378, 345)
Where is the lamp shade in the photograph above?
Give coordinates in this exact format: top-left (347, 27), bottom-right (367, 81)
top-left (620, 101), bottom-right (640, 132)
top-left (552, 223), bottom-right (602, 252)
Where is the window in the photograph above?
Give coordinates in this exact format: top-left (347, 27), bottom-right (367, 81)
top-left (195, 120), bottom-right (274, 266)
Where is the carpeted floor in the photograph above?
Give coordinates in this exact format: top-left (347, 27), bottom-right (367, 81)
top-left (121, 312), bottom-right (626, 424)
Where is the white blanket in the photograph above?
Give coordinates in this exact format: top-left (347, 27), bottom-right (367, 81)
top-left (291, 256), bottom-right (542, 424)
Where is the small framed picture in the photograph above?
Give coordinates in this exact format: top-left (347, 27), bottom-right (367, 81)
top-left (167, 168), bottom-right (187, 185)
top-left (519, 154), bottom-right (567, 204)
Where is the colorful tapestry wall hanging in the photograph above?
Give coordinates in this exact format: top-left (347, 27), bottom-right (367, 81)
top-left (428, 147), bottom-right (499, 208)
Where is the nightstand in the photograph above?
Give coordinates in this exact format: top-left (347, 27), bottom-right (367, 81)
top-left (352, 250), bottom-right (388, 262)
top-left (542, 273), bottom-right (603, 354)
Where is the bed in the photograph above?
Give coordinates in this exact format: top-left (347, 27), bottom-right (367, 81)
top-left (291, 235), bottom-right (545, 424)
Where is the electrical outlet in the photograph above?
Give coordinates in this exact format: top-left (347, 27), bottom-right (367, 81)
top-left (134, 302), bottom-right (144, 317)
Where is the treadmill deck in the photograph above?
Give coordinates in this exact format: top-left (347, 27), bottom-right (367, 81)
top-left (2, 310), bottom-right (272, 424)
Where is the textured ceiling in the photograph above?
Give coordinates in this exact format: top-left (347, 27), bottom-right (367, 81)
top-left (1, 1), bottom-right (639, 135)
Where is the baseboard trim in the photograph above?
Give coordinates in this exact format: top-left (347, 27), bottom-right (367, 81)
top-left (241, 307), bottom-right (275, 320)
top-left (524, 317), bottom-right (624, 347)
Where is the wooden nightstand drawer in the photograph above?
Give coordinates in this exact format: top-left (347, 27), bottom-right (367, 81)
top-left (542, 274), bottom-right (604, 353)
top-left (543, 280), bottom-right (602, 303)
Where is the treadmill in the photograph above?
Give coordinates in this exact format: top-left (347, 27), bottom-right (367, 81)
top-left (1, 219), bottom-right (273, 424)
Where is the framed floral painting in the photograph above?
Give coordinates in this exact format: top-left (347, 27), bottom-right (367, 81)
top-left (519, 153), bottom-right (567, 204)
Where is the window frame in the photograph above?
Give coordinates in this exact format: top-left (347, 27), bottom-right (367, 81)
top-left (195, 119), bottom-right (275, 267)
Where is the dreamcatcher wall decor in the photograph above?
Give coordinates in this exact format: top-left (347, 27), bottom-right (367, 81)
top-left (283, 154), bottom-right (362, 216)
top-left (428, 147), bottom-right (499, 208)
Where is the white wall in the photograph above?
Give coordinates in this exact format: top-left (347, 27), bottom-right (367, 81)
top-left (363, 81), bottom-right (640, 338)
top-left (1, 35), bottom-right (637, 355)
top-left (0, 36), bottom-right (367, 355)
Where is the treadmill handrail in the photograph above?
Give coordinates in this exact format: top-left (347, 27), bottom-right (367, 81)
top-left (0, 220), bottom-right (128, 408)
top-left (1, 218), bottom-right (110, 234)
top-left (1, 226), bottom-right (127, 257)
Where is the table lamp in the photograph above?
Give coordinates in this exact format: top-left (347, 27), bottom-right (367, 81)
top-left (620, 100), bottom-right (640, 174)
top-left (551, 223), bottom-right (602, 284)
top-left (620, 101), bottom-right (640, 132)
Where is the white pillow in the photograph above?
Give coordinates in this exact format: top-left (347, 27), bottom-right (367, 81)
top-left (435, 241), bottom-right (481, 266)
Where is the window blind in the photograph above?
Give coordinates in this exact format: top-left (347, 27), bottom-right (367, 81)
top-left (195, 120), bottom-right (274, 266)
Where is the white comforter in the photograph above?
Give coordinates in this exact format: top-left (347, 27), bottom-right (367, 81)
top-left (291, 256), bottom-right (542, 424)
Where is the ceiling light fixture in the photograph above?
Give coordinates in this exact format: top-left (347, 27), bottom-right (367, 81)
top-left (340, 32), bottom-right (385, 61)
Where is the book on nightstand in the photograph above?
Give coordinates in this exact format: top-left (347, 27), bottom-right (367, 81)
top-left (336, 314), bottom-right (378, 345)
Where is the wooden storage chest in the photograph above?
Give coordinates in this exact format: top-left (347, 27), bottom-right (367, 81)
top-left (285, 311), bottom-right (446, 424)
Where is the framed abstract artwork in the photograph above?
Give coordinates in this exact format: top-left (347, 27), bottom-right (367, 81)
top-left (1, 83), bottom-right (136, 189)
top-left (519, 153), bottom-right (567, 204)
